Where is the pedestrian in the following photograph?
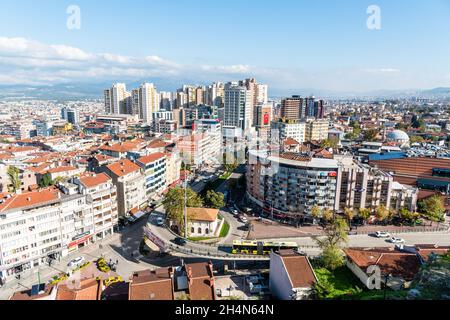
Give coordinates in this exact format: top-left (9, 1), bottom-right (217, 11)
top-left (116, 259), bottom-right (119, 265)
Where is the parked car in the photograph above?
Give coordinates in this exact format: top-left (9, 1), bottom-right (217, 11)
top-left (174, 237), bottom-right (187, 246)
top-left (374, 231), bottom-right (391, 238)
top-left (232, 209), bottom-right (239, 216)
top-left (239, 216), bottom-right (248, 224)
top-left (67, 256), bottom-right (85, 268)
top-left (388, 237), bottom-right (405, 244)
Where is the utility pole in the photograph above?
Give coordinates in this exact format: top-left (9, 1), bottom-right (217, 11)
top-left (184, 172), bottom-right (188, 239)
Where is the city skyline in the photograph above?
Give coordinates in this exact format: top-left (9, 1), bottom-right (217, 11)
top-left (0, 0), bottom-right (450, 95)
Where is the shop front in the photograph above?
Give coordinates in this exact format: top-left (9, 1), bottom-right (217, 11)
top-left (67, 232), bottom-right (93, 253)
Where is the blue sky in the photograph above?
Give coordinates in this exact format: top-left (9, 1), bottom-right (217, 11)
top-left (0, 0), bottom-right (449, 94)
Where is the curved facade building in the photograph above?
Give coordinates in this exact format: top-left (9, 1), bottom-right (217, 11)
top-left (247, 150), bottom-right (339, 220)
top-left (247, 151), bottom-right (418, 222)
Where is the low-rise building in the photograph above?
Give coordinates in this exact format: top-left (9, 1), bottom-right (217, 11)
top-left (269, 250), bottom-right (317, 300)
top-left (187, 207), bottom-right (220, 238)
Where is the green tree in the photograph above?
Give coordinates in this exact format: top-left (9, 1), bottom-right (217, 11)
top-left (410, 135), bottom-right (424, 144)
top-left (344, 208), bottom-right (355, 225)
top-left (204, 190), bottom-right (225, 209)
top-left (320, 137), bottom-right (339, 149)
top-left (398, 207), bottom-right (417, 223)
top-left (418, 195), bottom-right (445, 222)
top-left (314, 218), bottom-right (349, 270)
top-left (162, 187), bottom-right (203, 236)
top-left (358, 208), bottom-right (371, 221)
top-left (363, 129), bottom-right (379, 141)
top-left (311, 206), bottom-right (322, 220)
top-left (39, 173), bottom-right (53, 188)
top-left (6, 166), bottom-right (21, 193)
top-left (322, 208), bottom-right (334, 222)
top-left (375, 205), bottom-right (390, 223)
top-left (311, 278), bottom-right (335, 300)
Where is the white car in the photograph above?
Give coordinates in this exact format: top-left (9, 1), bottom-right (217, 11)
top-left (232, 209), bottom-right (239, 216)
top-left (375, 231), bottom-right (391, 238)
top-left (67, 256), bottom-right (85, 268)
top-left (239, 216), bottom-right (248, 223)
top-left (388, 237), bottom-right (405, 244)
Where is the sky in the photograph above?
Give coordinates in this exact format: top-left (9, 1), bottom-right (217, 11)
top-left (0, 0), bottom-right (450, 95)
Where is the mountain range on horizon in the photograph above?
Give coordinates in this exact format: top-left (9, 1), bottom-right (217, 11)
top-left (0, 81), bottom-right (450, 101)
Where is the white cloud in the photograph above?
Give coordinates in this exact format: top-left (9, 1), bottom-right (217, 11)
top-left (0, 36), bottom-right (447, 93)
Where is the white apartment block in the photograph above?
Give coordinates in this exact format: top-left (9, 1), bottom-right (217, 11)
top-left (73, 173), bottom-right (119, 242)
top-left (104, 83), bottom-right (128, 115)
top-left (224, 83), bottom-right (253, 132)
top-left (0, 183), bottom-right (117, 280)
top-left (136, 153), bottom-right (167, 200)
top-left (271, 119), bottom-right (306, 144)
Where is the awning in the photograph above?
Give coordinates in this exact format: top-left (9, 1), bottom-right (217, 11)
top-left (129, 210), bottom-right (146, 221)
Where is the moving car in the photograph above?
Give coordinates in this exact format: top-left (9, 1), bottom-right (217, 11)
top-left (388, 237), bottom-right (405, 244)
top-left (67, 256), bottom-right (85, 268)
top-left (374, 231), bottom-right (391, 238)
top-left (174, 237), bottom-right (187, 246)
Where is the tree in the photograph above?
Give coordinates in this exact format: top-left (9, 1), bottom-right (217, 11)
top-left (375, 205), bottom-right (390, 223)
top-left (39, 173), bottom-right (53, 188)
top-left (162, 187), bottom-right (203, 237)
top-left (311, 206), bottom-right (322, 220)
top-left (410, 135), bottom-right (424, 144)
top-left (6, 166), bottom-right (21, 193)
top-left (358, 208), bottom-right (371, 221)
top-left (344, 208), bottom-right (354, 225)
top-left (314, 218), bottom-right (349, 270)
top-left (320, 137), bottom-right (339, 149)
top-left (418, 195), bottom-right (445, 222)
top-left (204, 190), bottom-right (225, 209)
top-left (322, 208), bottom-right (334, 222)
top-left (363, 129), bottom-right (379, 142)
top-left (399, 207), bottom-right (417, 223)
top-left (311, 278), bottom-right (335, 300)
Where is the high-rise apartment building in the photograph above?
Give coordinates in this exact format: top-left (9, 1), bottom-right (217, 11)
top-left (281, 96), bottom-right (305, 120)
top-left (104, 83), bottom-right (128, 114)
top-left (224, 83), bottom-right (253, 132)
top-left (133, 83), bottom-right (159, 124)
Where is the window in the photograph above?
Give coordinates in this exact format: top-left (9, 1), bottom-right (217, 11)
top-left (191, 227), bottom-right (194, 234)
top-left (205, 228), bottom-right (209, 235)
top-left (198, 227), bottom-right (202, 234)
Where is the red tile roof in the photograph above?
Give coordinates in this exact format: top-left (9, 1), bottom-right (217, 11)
top-left (56, 278), bottom-right (102, 300)
top-left (78, 173), bottom-right (111, 188)
top-left (137, 152), bottom-right (166, 165)
top-left (107, 159), bottom-right (141, 177)
top-left (345, 248), bottom-right (421, 280)
top-left (0, 189), bottom-right (59, 213)
top-left (129, 268), bottom-right (174, 300)
top-left (277, 250), bottom-right (317, 288)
